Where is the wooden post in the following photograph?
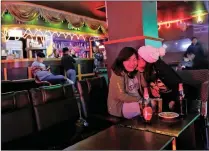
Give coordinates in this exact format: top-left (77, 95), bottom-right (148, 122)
top-left (48, 65), bottom-right (51, 72)
top-left (89, 40), bottom-right (93, 58)
top-left (77, 64), bottom-right (82, 81)
top-left (64, 70), bottom-right (67, 78)
top-left (3, 68), bottom-right (7, 80)
top-left (28, 67), bottom-right (32, 79)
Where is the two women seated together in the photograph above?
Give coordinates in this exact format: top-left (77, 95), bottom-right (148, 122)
top-left (31, 52), bottom-right (74, 85)
top-left (108, 45), bottom-right (194, 119)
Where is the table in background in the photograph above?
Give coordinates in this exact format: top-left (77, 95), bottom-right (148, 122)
top-left (119, 113), bottom-right (200, 150)
top-left (64, 126), bottom-right (173, 150)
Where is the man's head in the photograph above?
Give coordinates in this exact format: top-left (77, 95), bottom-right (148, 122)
top-left (191, 37), bottom-right (198, 45)
top-left (36, 52), bottom-right (45, 63)
top-left (185, 50), bottom-right (195, 61)
top-left (62, 47), bottom-right (69, 54)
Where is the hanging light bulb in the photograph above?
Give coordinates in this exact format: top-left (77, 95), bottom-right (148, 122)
top-left (176, 20), bottom-right (182, 26)
top-left (166, 23), bottom-right (170, 28)
top-left (179, 22), bottom-right (187, 31)
top-left (197, 15), bottom-right (203, 24)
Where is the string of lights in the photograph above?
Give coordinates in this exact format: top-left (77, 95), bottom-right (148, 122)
top-left (1, 27), bottom-right (100, 42)
top-left (157, 12), bottom-right (208, 30)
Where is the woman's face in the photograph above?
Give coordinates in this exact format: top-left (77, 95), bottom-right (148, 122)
top-left (137, 55), bottom-right (146, 69)
top-left (123, 54), bottom-right (138, 72)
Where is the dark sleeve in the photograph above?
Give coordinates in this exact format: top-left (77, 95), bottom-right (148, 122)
top-left (198, 44), bottom-right (205, 56)
top-left (155, 59), bottom-right (182, 88)
top-left (69, 56), bottom-right (76, 63)
top-left (61, 57), bottom-right (65, 68)
top-left (185, 45), bottom-right (191, 53)
top-left (94, 53), bottom-right (99, 59)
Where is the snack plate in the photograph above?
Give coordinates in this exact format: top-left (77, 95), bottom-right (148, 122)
top-left (158, 112), bottom-right (179, 119)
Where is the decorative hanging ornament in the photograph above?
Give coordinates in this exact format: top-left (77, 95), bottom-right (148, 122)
top-left (165, 23), bottom-right (170, 28)
top-left (176, 20), bottom-right (182, 26)
top-left (179, 22), bottom-right (187, 31)
top-left (197, 15), bottom-right (203, 24)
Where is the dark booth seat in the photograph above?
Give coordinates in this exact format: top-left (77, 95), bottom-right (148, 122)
top-left (30, 84), bottom-right (79, 149)
top-left (1, 90), bottom-right (37, 149)
top-left (177, 69), bottom-right (209, 149)
top-left (2, 84), bottom-right (81, 150)
top-left (1, 79), bottom-right (50, 93)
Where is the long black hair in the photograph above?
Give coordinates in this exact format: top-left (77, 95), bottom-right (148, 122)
top-left (111, 47), bottom-right (138, 78)
top-left (143, 62), bottom-right (155, 83)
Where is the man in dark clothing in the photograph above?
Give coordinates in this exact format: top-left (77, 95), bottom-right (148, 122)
top-left (61, 47), bottom-right (76, 85)
top-left (184, 37), bottom-right (209, 70)
top-left (185, 37), bottom-right (205, 57)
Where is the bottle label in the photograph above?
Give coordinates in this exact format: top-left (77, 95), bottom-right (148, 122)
top-left (178, 83), bottom-right (183, 91)
top-left (143, 107), bottom-right (153, 121)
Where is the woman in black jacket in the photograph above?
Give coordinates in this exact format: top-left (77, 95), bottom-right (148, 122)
top-left (137, 45), bottom-right (198, 112)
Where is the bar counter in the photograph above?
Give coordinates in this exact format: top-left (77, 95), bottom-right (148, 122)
top-left (1, 58), bottom-right (95, 81)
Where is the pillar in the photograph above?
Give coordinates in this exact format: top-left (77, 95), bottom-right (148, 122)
top-left (104, 1), bottom-right (163, 77)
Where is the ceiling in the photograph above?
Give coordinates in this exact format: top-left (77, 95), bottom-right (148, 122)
top-left (28, 1), bottom-right (106, 21)
top-left (157, 1), bottom-right (191, 10)
top-left (28, 1), bottom-right (193, 21)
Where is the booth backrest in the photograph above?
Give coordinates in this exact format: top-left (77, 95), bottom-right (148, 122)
top-left (77, 77), bottom-right (108, 117)
top-left (1, 79), bottom-right (49, 93)
top-left (177, 69), bottom-right (209, 87)
top-left (1, 90), bottom-right (35, 143)
top-left (30, 84), bottom-right (79, 131)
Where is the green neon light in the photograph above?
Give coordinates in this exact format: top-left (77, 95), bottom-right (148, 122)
top-left (2, 14), bottom-right (103, 35)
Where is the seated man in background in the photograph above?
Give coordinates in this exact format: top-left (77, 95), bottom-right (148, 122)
top-left (31, 52), bottom-right (73, 85)
top-left (178, 50), bottom-right (195, 70)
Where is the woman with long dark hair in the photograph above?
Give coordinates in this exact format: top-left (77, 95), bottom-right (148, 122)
top-left (108, 47), bottom-right (144, 119)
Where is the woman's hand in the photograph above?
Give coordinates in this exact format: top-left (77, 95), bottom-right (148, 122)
top-left (150, 87), bottom-right (160, 98)
top-left (169, 101), bottom-right (175, 111)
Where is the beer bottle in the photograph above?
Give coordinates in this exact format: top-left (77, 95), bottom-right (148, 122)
top-left (142, 87), bottom-right (153, 122)
top-left (178, 83), bottom-right (187, 117)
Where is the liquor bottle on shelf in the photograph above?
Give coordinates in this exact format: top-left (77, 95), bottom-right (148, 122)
top-left (178, 83), bottom-right (187, 117)
top-left (87, 43), bottom-right (90, 49)
top-left (142, 87), bottom-right (153, 122)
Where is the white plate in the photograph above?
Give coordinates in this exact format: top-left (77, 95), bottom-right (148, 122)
top-left (158, 112), bottom-right (179, 119)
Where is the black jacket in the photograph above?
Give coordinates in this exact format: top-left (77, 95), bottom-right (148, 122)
top-left (186, 42), bottom-right (205, 57)
top-left (61, 54), bottom-right (76, 71)
top-left (154, 58), bottom-right (182, 89)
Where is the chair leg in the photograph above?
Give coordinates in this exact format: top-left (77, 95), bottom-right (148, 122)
top-left (205, 126), bottom-right (209, 150)
top-left (200, 116), bottom-right (209, 150)
top-left (204, 118), bottom-right (209, 150)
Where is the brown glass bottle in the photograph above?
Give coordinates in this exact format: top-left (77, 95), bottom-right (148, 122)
top-left (142, 87), bottom-right (153, 122)
top-left (178, 83), bottom-right (187, 117)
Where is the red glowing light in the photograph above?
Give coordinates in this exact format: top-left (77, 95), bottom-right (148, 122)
top-left (157, 12), bottom-right (208, 25)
